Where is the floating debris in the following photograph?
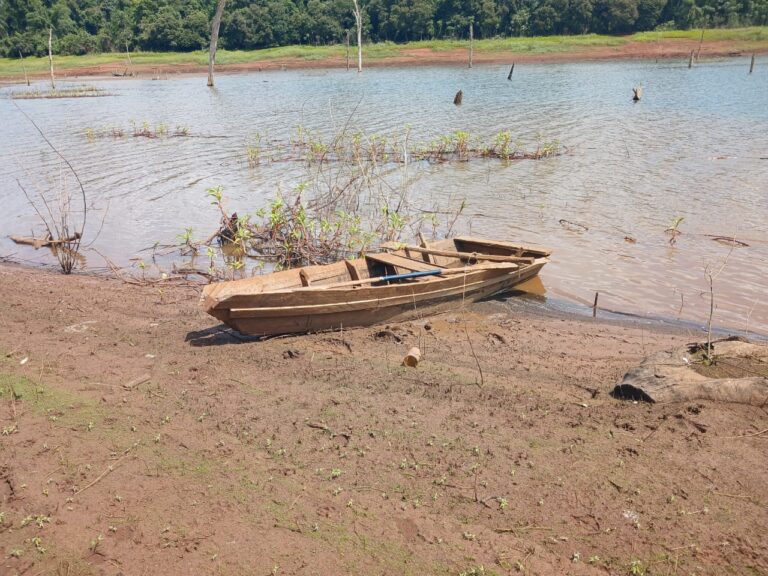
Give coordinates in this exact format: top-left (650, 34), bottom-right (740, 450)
top-left (706, 235), bottom-right (749, 247)
top-left (559, 219), bottom-right (589, 232)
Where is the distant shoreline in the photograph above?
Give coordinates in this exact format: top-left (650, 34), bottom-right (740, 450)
top-left (1, 31), bottom-right (767, 82)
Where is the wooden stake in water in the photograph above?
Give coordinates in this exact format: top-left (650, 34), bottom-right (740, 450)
top-left (696, 28), bottom-right (704, 60)
top-left (346, 31), bottom-right (350, 71)
top-left (352, 0), bottom-right (362, 73)
top-left (468, 23), bottom-right (474, 69)
top-left (688, 50), bottom-right (694, 69)
top-left (125, 41), bottom-right (133, 72)
top-left (48, 27), bottom-right (55, 90)
top-left (750, 53), bottom-right (755, 74)
top-left (18, 50), bottom-right (29, 86)
top-left (593, 292), bottom-right (599, 317)
top-left (507, 63), bottom-right (515, 80)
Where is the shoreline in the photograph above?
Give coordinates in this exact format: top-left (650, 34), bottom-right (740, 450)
top-left (0, 261), bottom-right (766, 574)
top-left (1, 36), bottom-right (767, 82)
top-left (1, 254), bottom-right (764, 340)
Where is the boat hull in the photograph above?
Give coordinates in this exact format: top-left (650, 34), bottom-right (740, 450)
top-left (212, 261), bottom-right (545, 337)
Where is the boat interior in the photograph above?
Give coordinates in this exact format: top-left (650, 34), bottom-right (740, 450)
top-left (224, 236), bottom-right (551, 295)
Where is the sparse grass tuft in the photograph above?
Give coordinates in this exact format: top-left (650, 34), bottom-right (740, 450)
top-left (0, 373), bottom-right (102, 430)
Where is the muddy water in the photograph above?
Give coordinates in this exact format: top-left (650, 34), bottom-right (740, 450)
top-left (1, 58), bottom-right (767, 334)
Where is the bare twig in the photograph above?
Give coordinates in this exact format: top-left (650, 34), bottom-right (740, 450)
top-left (74, 444), bottom-right (137, 497)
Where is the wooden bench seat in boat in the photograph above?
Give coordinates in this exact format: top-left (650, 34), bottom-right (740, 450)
top-left (365, 252), bottom-right (439, 273)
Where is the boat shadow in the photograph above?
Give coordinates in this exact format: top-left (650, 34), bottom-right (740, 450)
top-left (185, 325), bottom-right (265, 347)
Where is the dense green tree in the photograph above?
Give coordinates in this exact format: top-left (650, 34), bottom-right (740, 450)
top-left (636, 0), bottom-right (667, 29)
top-left (594, 0), bottom-right (639, 33)
top-left (1, 0), bottom-right (767, 57)
top-left (568, 0), bottom-right (595, 34)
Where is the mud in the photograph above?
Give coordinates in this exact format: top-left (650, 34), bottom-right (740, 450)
top-left (0, 264), bottom-right (766, 575)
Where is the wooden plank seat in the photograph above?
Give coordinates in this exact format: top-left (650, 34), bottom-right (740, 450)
top-left (365, 252), bottom-right (440, 274)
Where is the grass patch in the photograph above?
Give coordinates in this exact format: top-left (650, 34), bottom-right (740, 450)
top-left (631, 26), bottom-right (768, 42)
top-left (0, 372), bottom-right (102, 430)
top-left (409, 34), bottom-right (627, 54)
top-left (152, 451), bottom-right (216, 479)
top-left (307, 520), bottom-right (451, 576)
top-left (1, 27), bottom-right (765, 78)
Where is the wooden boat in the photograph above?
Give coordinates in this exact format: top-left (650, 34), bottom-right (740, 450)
top-left (201, 236), bottom-right (551, 336)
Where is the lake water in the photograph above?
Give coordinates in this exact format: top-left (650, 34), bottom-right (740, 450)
top-left (1, 57), bottom-right (767, 335)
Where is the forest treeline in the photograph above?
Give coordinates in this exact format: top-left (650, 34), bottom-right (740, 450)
top-left (2, 0), bottom-right (767, 57)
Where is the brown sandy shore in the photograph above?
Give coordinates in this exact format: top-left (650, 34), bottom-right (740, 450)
top-left (3, 38), bottom-right (766, 82)
top-left (0, 263), bottom-right (766, 575)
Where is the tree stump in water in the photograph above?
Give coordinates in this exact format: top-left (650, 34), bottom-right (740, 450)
top-left (632, 86), bottom-right (642, 102)
top-left (453, 90), bottom-right (463, 105)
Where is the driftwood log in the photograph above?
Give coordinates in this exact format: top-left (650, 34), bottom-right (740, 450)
top-left (613, 339), bottom-right (768, 406)
top-left (10, 232), bottom-right (81, 249)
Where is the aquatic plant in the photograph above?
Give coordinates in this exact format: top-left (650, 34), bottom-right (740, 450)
top-left (81, 121), bottom-right (191, 140)
top-left (240, 126), bottom-right (564, 166)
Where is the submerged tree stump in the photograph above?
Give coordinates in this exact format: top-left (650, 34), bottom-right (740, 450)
top-left (453, 90), bottom-right (463, 105)
top-left (612, 338), bottom-right (768, 405)
top-left (632, 86), bottom-right (643, 102)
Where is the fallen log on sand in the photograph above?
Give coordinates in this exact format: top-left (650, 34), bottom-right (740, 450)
top-left (613, 338), bottom-right (768, 406)
top-left (10, 232), bottom-right (81, 249)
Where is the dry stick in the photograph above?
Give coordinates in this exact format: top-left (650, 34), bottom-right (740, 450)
top-left (12, 101), bottom-right (88, 245)
top-left (725, 428), bottom-right (768, 439)
top-left (749, 53), bottom-right (755, 74)
top-left (688, 50), bottom-right (694, 69)
top-left (705, 241), bottom-right (735, 361)
top-left (74, 444), bottom-right (137, 496)
top-left (465, 324), bottom-right (484, 388)
top-left (18, 49), bottom-right (30, 86)
top-left (507, 63), bottom-right (515, 80)
top-left (706, 270), bottom-right (715, 360)
top-left (48, 27), bottom-right (55, 90)
top-left (712, 491), bottom-right (765, 506)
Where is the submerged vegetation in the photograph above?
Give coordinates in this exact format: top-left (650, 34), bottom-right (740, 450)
top-left (150, 125), bottom-right (559, 280)
top-left (11, 86), bottom-right (110, 99)
top-left (83, 121), bottom-right (190, 140)
top-left (244, 126), bottom-right (562, 167)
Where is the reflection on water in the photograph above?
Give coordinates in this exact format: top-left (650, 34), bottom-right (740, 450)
top-left (1, 57), bottom-right (767, 334)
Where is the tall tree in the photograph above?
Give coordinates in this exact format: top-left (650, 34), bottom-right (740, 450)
top-left (208, 0), bottom-right (227, 87)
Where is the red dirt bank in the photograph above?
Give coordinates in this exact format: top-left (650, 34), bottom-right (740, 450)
top-left (7, 38), bottom-right (766, 82)
top-left (0, 263), bottom-right (766, 575)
